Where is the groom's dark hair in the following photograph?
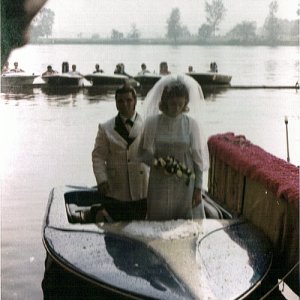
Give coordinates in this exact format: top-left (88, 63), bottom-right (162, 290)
top-left (159, 81), bottom-right (189, 113)
top-left (115, 84), bottom-right (137, 101)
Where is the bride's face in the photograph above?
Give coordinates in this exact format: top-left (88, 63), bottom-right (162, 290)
top-left (166, 96), bottom-right (186, 117)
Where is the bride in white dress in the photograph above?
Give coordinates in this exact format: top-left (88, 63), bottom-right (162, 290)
top-left (139, 74), bottom-right (209, 220)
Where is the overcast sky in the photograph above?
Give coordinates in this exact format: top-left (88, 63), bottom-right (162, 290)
top-left (44, 0), bottom-right (299, 38)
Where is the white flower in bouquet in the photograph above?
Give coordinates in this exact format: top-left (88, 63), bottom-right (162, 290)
top-left (158, 157), bottom-right (166, 167)
top-left (176, 170), bottom-right (183, 177)
top-left (153, 155), bottom-right (195, 186)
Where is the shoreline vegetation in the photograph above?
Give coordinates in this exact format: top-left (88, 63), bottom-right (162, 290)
top-left (28, 2), bottom-right (299, 48)
top-left (30, 37), bottom-right (298, 47)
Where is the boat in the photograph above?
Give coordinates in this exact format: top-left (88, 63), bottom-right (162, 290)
top-left (133, 73), bottom-right (162, 87)
top-left (134, 72), bottom-right (231, 97)
top-left (1, 72), bottom-right (39, 87)
top-left (186, 72), bottom-right (232, 85)
top-left (42, 73), bottom-right (83, 87)
top-left (42, 185), bottom-right (273, 299)
top-left (134, 72), bottom-right (231, 88)
top-left (85, 73), bottom-right (138, 88)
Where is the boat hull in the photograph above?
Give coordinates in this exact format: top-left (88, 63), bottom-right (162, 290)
top-left (133, 74), bottom-right (162, 86)
top-left (42, 186), bottom-right (273, 299)
top-left (1, 73), bottom-right (38, 87)
top-left (85, 74), bottom-right (138, 88)
top-left (186, 72), bottom-right (232, 85)
top-left (42, 74), bottom-right (83, 86)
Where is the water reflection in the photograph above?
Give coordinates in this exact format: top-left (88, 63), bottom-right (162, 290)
top-left (83, 86), bottom-right (117, 102)
top-left (0, 85), bottom-right (35, 95)
top-left (136, 83), bottom-right (231, 100)
top-left (46, 95), bottom-right (78, 106)
top-left (41, 86), bottom-right (81, 96)
top-left (0, 83), bottom-right (231, 103)
top-left (136, 84), bottom-right (153, 98)
top-left (201, 85), bottom-right (230, 101)
top-left (265, 59), bottom-right (278, 80)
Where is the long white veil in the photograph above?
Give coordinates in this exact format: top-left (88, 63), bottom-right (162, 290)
top-left (141, 74), bottom-right (210, 171)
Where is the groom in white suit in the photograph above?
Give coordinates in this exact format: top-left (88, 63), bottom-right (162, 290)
top-left (92, 84), bottom-right (149, 220)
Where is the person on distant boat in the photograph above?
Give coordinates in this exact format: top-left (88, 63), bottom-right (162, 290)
top-left (69, 64), bottom-right (82, 76)
top-left (92, 84), bottom-right (149, 221)
top-left (114, 63), bottom-right (132, 78)
top-left (42, 65), bottom-right (58, 76)
top-left (1, 61), bottom-right (9, 73)
top-left (10, 61), bottom-right (24, 72)
top-left (138, 63), bottom-right (150, 75)
top-left (114, 63), bottom-right (122, 74)
top-left (210, 61), bottom-right (218, 73)
top-left (188, 65), bottom-right (194, 72)
top-left (159, 61), bottom-right (170, 75)
top-left (93, 63), bottom-right (104, 74)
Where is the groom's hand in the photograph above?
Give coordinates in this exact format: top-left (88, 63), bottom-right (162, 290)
top-left (192, 188), bottom-right (202, 208)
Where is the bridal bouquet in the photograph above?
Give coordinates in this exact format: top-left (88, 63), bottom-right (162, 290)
top-left (153, 155), bottom-right (195, 186)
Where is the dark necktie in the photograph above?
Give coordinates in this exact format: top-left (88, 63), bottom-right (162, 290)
top-left (125, 119), bottom-right (134, 127)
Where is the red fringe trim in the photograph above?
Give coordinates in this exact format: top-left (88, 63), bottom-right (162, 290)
top-left (208, 133), bottom-right (299, 205)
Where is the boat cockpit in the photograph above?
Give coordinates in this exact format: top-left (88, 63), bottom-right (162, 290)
top-left (65, 188), bottom-right (233, 224)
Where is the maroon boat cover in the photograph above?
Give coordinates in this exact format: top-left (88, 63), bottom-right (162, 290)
top-left (208, 133), bottom-right (299, 204)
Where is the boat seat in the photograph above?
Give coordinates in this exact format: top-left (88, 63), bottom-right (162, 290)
top-left (67, 203), bottom-right (113, 224)
top-left (65, 189), bottom-right (102, 223)
top-left (64, 189), bottom-right (232, 223)
top-left (67, 204), bottom-right (93, 224)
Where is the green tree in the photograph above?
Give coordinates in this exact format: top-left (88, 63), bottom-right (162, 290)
top-left (205, 0), bottom-right (226, 37)
top-left (227, 21), bottom-right (257, 43)
top-left (127, 23), bottom-right (140, 40)
top-left (263, 1), bottom-right (279, 44)
top-left (277, 19), bottom-right (298, 41)
top-left (30, 8), bottom-right (55, 39)
top-left (91, 33), bottom-right (100, 39)
top-left (166, 8), bottom-right (182, 43)
top-left (180, 25), bottom-right (191, 39)
top-left (111, 29), bottom-right (124, 40)
top-left (198, 24), bottom-right (213, 41)
top-left (289, 20), bottom-right (298, 38)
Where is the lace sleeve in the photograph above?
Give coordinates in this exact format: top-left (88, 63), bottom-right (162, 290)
top-left (189, 117), bottom-right (209, 172)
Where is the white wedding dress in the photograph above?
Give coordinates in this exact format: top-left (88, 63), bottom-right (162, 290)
top-left (140, 113), bottom-right (205, 220)
top-left (140, 74), bottom-right (209, 220)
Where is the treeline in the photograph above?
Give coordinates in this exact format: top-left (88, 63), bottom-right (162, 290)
top-left (30, 0), bottom-right (299, 46)
top-left (31, 37), bottom-right (297, 46)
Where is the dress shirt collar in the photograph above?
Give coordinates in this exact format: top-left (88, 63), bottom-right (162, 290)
top-left (119, 112), bottom-right (137, 124)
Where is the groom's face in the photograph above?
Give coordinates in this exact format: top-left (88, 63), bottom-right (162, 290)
top-left (116, 91), bottom-right (136, 118)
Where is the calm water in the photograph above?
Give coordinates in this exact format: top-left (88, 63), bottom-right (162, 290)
top-left (1, 45), bottom-right (300, 299)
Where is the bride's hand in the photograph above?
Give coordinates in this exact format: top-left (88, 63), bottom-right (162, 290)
top-left (192, 188), bottom-right (202, 208)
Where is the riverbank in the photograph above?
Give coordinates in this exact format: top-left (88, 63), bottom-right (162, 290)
top-left (30, 37), bottom-right (299, 47)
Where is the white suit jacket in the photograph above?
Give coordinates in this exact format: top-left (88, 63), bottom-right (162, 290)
top-left (92, 113), bottom-right (149, 201)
